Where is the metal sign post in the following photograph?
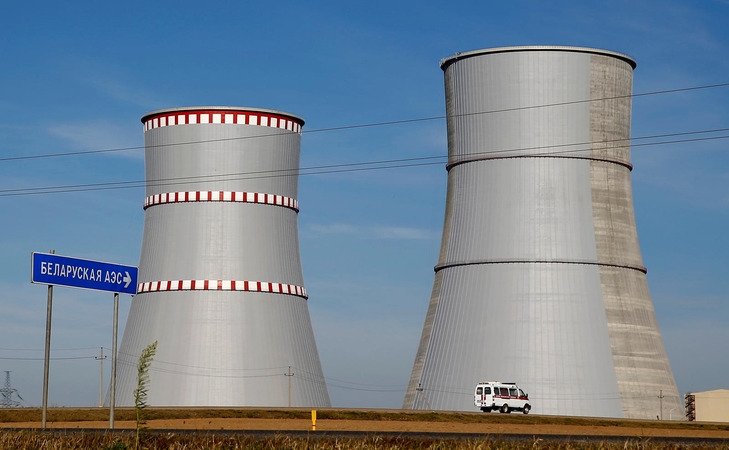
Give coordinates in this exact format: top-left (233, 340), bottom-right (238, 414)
top-left (31, 252), bottom-right (137, 430)
top-left (41, 251), bottom-right (54, 429)
top-left (110, 292), bottom-right (119, 429)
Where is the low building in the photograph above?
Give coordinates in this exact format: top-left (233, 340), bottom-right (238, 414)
top-left (685, 389), bottom-right (729, 422)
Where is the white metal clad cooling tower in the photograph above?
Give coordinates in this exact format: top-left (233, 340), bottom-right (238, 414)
top-left (403, 47), bottom-right (681, 418)
top-left (114, 107), bottom-right (331, 407)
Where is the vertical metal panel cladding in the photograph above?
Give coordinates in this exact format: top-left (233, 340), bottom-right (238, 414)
top-left (115, 107), bottom-right (331, 407)
top-left (405, 47), bottom-right (678, 418)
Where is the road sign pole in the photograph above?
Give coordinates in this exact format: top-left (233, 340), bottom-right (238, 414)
top-left (110, 292), bottom-right (119, 429)
top-left (41, 250), bottom-right (54, 429)
top-left (30, 250), bottom-right (137, 429)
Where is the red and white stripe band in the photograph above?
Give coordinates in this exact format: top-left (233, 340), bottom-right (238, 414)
top-left (143, 110), bottom-right (302, 134)
top-left (137, 280), bottom-right (308, 299)
top-left (144, 191), bottom-right (299, 212)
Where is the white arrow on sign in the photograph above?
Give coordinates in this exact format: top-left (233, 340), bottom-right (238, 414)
top-left (123, 271), bottom-right (132, 289)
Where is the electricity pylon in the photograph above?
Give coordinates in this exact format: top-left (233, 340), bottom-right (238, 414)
top-left (1, 371), bottom-right (23, 408)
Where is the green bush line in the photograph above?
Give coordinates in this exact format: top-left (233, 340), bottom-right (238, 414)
top-left (1, 431), bottom-right (728, 450)
top-left (1, 408), bottom-right (728, 432)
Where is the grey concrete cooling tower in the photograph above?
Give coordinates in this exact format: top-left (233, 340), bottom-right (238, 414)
top-left (115, 107), bottom-right (330, 407)
top-left (403, 46), bottom-right (681, 419)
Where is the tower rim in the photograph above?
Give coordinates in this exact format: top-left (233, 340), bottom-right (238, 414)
top-left (440, 46), bottom-right (637, 71)
top-left (141, 106), bottom-right (305, 126)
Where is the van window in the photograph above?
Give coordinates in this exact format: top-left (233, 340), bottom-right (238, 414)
top-left (509, 388), bottom-right (517, 397)
top-left (501, 387), bottom-right (509, 396)
top-left (518, 389), bottom-right (525, 397)
top-left (476, 387), bottom-right (483, 395)
top-left (484, 387), bottom-right (491, 394)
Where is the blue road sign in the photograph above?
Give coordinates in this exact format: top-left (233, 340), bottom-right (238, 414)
top-left (31, 252), bottom-right (138, 295)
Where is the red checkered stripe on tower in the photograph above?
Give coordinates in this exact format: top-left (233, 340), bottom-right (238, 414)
top-left (143, 110), bottom-right (303, 134)
top-left (144, 191), bottom-right (299, 212)
top-left (137, 280), bottom-right (308, 299)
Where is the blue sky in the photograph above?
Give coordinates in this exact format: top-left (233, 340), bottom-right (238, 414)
top-left (1, 0), bottom-right (727, 409)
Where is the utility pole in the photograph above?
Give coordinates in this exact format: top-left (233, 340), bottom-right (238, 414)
top-left (284, 366), bottom-right (294, 407)
top-left (95, 347), bottom-right (106, 407)
top-left (658, 390), bottom-right (664, 420)
top-left (416, 383), bottom-right (433, 411)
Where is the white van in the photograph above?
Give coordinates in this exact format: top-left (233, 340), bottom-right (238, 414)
top-left (474, 381), bottom-right (531, 414)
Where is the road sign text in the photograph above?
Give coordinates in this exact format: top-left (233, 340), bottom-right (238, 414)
top-left (31, 253), bottom-right (138, 295)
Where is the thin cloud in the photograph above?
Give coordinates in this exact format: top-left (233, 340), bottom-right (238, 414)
top-left (624, 2), bottom-right (728, 59)
top-left (48, 121), bottom-right (143, 160)
top-left (58, 56), bottom-right (166, 110)
top-left (307, 223), bottom-right (359, 235)
top-left (89, 79), bottom-right (164, 110)
top-left (0, 283), bottom-right (50, 337)
top-left (309, 308), bottom-right (420, 408)
top-left (306, 223), bottom-right (435, 240)
top-left (372, 226), bottom-right (435, 240)
top-left (662, 317), bottom-right (729, 394)
top-left (636, 160), bottom-right (729, 210)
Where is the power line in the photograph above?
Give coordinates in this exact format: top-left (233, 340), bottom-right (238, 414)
top-left (291, 372), bottom-right (406, 393)
top-left (303, 82), bottom-right (729, 135)
top-left (294, 367), bottom-right (406, 388)
top-left (1, 81), bottom-right (727, 164)
top-left (0, 346), bottom-right (102, 352)
top-left (1, 127), bottom-right (728, 198)
top-left (114, 353), bottom-right (409, 393)
top-left (117, 350), bottom-right (408, 390)
top-left (0, 347), bottom-right (641, 397)
top-left (114, 354), bottom-right (378, 388)
top-left (113, 350), bottom-right (294, 373)
top-left (0, 356), bottom-right (98, 361)
top-left (0, 350), bottom-right (634, 397)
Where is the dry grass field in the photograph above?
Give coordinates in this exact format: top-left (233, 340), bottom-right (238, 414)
top-left (2, 432), bottom-right (728, 450)
top-left (1, 408), bottom-right (729, 449)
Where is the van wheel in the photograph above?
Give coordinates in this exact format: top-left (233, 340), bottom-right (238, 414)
top-left (500, 404), bottom-right (510, 414)
top-left (523, 404), bottom-right (531, 414)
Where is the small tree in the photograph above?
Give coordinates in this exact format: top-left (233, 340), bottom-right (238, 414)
top-left (134, 341), bottom-right (157, 450)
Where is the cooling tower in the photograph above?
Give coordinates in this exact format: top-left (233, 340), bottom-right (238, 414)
top-left (404, 46), bottom-right (681, 418)
top-left (114, 106), bottom-right (330, 407)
